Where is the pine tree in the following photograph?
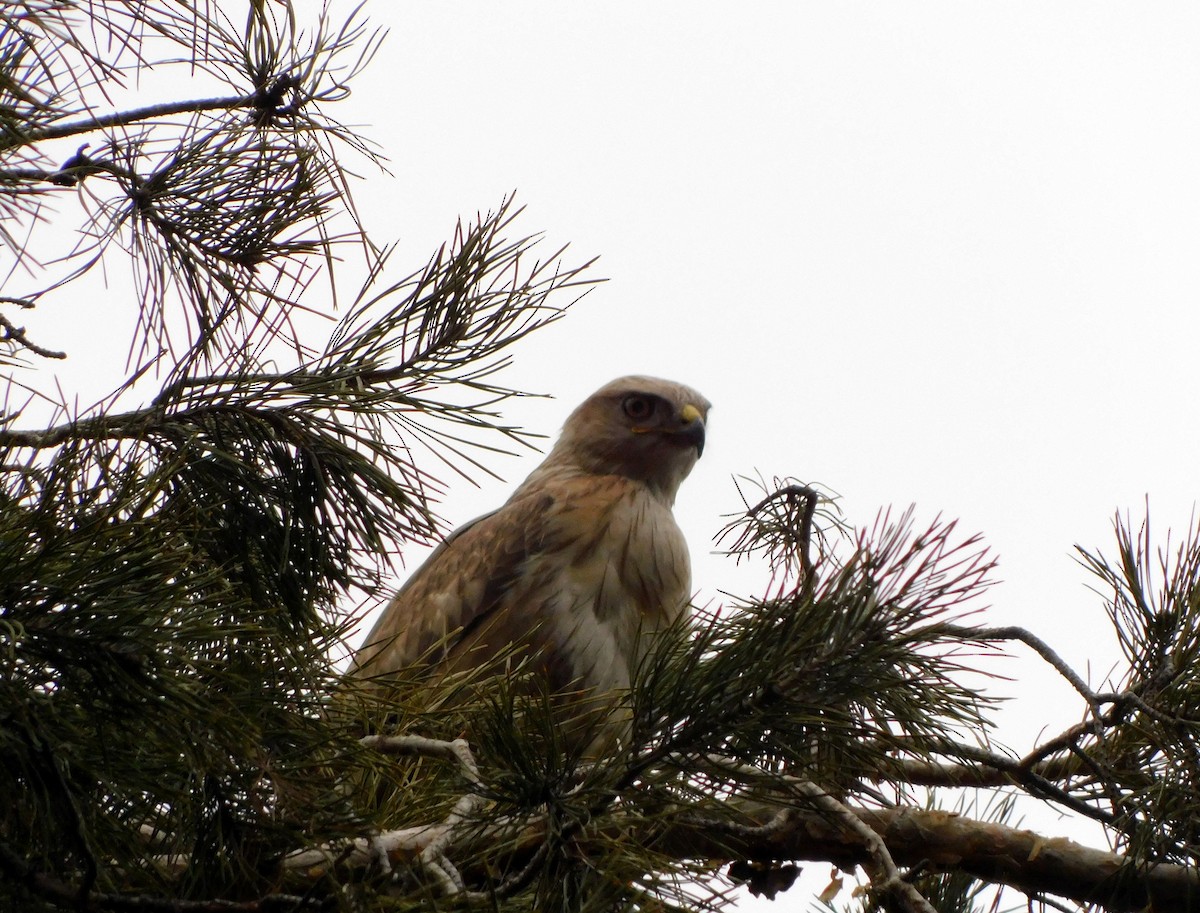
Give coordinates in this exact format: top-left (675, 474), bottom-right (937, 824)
top-left (3, 4), bottom-right (1199, 912)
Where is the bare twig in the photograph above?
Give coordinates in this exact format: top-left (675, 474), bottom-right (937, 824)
top-left (790, 780), bottom-right (937, 913)
top-left (950, 625), bottom-right (1102, 708)
top-left (921, 739), bottom-right (1117, 826)
top-left (286, 821), bottom-right (457, 872)
top-left (360, 734), bottom-right (482, 786)
top-left (717, 481), bottom-right (825, 582)
top-left (0, 96), bottom-right (257, 153)
top-left (0, 314), bottom-right (66, 359)
top-left (745, 484), bottom-right (820, 578)
top-left (292, 735), bottom-right (490, 897)
top-left (870, 755), bottom-right (1072, 789)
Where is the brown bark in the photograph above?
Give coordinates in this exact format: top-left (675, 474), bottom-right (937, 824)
top-left (659, 804), bottom-right (1199, 912)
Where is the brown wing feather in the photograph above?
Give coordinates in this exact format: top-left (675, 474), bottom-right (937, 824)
top-left (348, 487), bottom-right (555, 685)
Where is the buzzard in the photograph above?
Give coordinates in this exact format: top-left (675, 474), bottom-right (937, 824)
top-left (349, 376), bottom-right (709, 748)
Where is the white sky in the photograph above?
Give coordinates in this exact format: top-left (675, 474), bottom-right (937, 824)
top-left (15, 2), bottom-right (1200, 907)
top-left (341, 5), bottom-right (1200, 905)
top-left (342, 5), bottom-right (1200, 719)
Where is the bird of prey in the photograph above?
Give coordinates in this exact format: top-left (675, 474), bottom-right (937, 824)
top-left (348, 375), bottom-right (709, 749)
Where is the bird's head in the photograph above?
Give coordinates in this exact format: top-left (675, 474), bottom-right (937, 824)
top-left (549, 376), bottom-right (710, 501)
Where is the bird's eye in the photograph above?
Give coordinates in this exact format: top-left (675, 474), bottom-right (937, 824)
top-left (622, 395), bottom-right (654, 422)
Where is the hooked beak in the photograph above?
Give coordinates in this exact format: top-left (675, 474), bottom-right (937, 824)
top-left (677, 403), bottom-right (706, 457)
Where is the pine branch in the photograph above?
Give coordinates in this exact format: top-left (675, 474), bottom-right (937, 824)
top-left (0, 312), bottom-right (65, 359)
top-left (0, 95), bottom-right (259, 153)
top-left (879, 755), bottom-right (1080, 789)
top-left (286, 786), bottom-right (1199, 913)
top-left (1, 0), bottom-right (388, 373)
top-left (0, 840), bottom-right (326, 913)
top-left (658, 804), bottom-right (1196, 913)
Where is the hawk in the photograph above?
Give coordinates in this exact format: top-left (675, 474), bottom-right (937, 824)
top-left (348, 376), bottom-right (709, 748)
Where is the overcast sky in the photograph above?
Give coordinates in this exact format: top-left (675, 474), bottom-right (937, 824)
top-left (21, 2), bottom-right (1200, 906)
top-left (332, 4), bottom-right (1200, 903)
top-left (339, 8), bottom-right (1200, 695)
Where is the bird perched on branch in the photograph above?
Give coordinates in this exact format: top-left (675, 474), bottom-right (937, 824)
top-left (348, 376), bottom-right (709, 751)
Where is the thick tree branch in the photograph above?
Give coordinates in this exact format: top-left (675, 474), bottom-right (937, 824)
top-left (286, 787), bottom-right (1198, 913)
top-left (660, 804), bottom-right (1196, 913)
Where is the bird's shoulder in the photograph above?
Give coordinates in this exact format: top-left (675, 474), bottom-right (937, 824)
top-left (350, 468), bottom-right (650, 678)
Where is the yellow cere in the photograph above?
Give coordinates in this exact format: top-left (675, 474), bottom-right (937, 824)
top-left (679, 404), bottom-right (702, 425)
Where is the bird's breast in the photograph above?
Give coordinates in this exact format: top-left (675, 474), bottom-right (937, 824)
top-left (524, 485), bottom-right (691, 695)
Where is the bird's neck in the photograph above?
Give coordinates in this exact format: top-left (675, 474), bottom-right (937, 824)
top-left (516, 457), bottom-right (681, 507)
